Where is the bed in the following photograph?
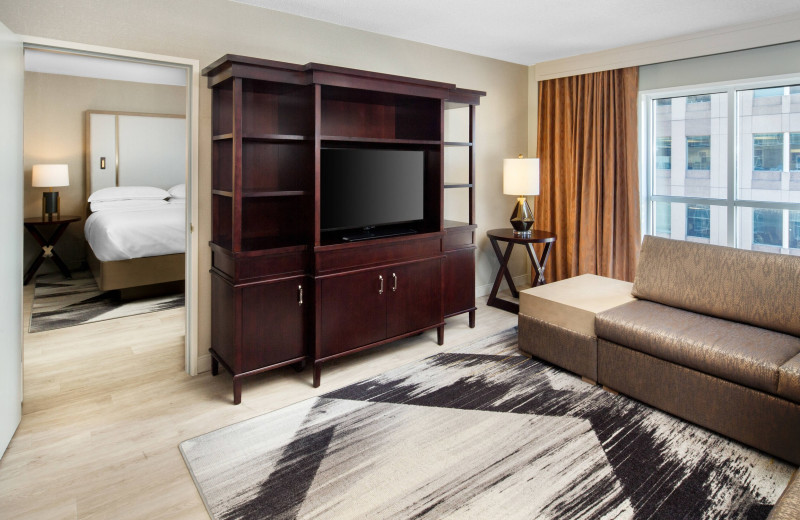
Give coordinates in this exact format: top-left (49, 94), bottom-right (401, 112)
top-left (85, 111), bottom-right (186, 294)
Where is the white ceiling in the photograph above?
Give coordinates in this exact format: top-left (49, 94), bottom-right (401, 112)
top-left (234, 0), bottom-right (800, 65)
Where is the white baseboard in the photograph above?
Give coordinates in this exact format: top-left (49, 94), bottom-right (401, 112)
top-left (476, 273), bottom-right (530, 298)
top-left (197, 353), bottom-right (212, 374)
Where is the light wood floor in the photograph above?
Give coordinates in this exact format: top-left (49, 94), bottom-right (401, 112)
top-left (0, 286), bottom-right (518, 519)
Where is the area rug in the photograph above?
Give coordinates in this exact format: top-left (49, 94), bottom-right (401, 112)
top-left (180, 329), bottom-right (795, 520)
top-left (29, 270), bottom-right (184, 333)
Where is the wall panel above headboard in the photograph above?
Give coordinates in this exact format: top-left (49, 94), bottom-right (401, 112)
top-left (86, 111), bottom-right (186, 198)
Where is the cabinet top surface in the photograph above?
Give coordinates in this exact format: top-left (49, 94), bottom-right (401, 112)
top-left (202, 54), bottom-right (485, 103)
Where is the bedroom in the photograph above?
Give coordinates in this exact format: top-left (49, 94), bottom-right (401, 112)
top-left (23, 50), bottom-right (190, 332)
top-left (1, 1), bottom-right (800, 518)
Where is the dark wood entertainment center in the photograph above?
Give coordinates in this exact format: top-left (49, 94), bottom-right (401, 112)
top-left (203, 55), bottom-right (484, 404)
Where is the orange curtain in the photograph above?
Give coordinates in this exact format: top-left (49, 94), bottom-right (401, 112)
top-left (535, 67), bottom-right (640, 282)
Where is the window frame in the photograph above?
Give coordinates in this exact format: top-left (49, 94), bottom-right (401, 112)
top-left (639, 74), bottom-right (800, 251)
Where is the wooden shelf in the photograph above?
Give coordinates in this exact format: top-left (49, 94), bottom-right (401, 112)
top-left (444, 183), bottom-right (473, 189)
top-left (444, 141), bottom-right (472, 147)
top-left (242, 190), bottom-right (309, 198)
top-left (213, 133), bottom-right (234, 141)
top-left (212, 189), bottom-right (233, 197)
top-left (444, 220), bottom-right (476, 230)
top-left (321, 136), bottom-right (440, 146)
top-left (243, 133), bottom-right (311, 142)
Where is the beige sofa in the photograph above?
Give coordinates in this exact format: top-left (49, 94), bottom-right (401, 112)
top-left (519, 235), bottom-right (800, 514)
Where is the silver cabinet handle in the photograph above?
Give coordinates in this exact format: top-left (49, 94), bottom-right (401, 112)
top-left (378, 275), bottom-right (384, 294)
top-left (298, 285), bottom-right (303, 305)
top-left (392, 273), bottom-right (397, 292)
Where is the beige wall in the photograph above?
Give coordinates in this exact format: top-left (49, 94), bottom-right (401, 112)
top-left (2, 0), bottom-right (529, 371)
top-left (23, 72), bottom-right (185, 274)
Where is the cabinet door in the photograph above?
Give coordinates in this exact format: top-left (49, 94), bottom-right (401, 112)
top-left (241, 277), bottom-right (307, 373)
top-left (387, 257), bottom-right (443, 338)
top-left (320, 268), bottom-right (386, 357)
top-left (443, 247), bottom-right (475, 316)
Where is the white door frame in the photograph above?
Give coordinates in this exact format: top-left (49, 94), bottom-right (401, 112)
top-left (20, 36), bottom-right (201, 375)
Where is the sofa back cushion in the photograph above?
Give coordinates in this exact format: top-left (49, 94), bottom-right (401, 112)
top-left (632, 235), bottom-right (800, 337)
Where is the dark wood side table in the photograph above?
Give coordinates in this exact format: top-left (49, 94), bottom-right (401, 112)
top-left (23, 215), bottom-right (81, 285)
top-left (486, 228), bottom-right (557, 314)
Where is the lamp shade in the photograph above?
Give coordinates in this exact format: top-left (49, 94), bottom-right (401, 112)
top-left (32, 164), bottom-right (69, 188)
top-left (503, 157), bottom-right (539, 196)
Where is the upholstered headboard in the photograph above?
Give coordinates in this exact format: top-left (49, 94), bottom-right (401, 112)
top-left (85, 111), bottom-right (186, 197)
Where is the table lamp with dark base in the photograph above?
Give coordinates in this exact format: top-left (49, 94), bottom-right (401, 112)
top-left (503, 155), bottom-right (539, 237)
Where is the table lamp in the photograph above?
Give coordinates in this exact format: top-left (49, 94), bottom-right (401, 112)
top-left (503, 155), bottom-right (539, 236)
top-left (32, 164), bottom-right (69, 220)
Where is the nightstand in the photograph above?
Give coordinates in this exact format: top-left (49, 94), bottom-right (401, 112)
top-left (23, 215), bottom-right (81, 285)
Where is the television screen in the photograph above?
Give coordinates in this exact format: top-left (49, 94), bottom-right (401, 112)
top-left (321, 148), bottom-right (424, 232)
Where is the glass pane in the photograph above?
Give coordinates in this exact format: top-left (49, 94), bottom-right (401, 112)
top-left (652, 93), bottom-right (727, 198)
top-left (753, 208), bottom-right (783, 249)
top-left (655, 137), bottom-right (671, 169)
top-left (654, 201), bottom-right (671, 237)
top-left (738, 87), bottom-right (798, 202)
top-left (753, 87), bottom-right (784, 98)
top-left (790, 211), bottom-right (800, 250)
top-left (687, 136), bottom-right (710, 170)
top-left (753, 133), bottom-right (783, 171)
top-left (687, 204), bottom-right (710, 239)
top-left (650, 202), bottom-right (726, 245)
top-left (791, 133), bottom-right (800, 172)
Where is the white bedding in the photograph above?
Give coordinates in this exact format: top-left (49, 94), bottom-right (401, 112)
top-left (85, 201), bottom-right (185, 262)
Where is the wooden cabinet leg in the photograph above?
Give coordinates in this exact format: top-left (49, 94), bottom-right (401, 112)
top-left (211, 356), bottom-right (219, 376)
top-left (437, 325), bottom-right (444, 346)
top-left (233, 378), bottom-right (242, 405)
top-left (469, 310), bottom-right (476, 328)
top-left (313, 362), bottom-right (321, 388)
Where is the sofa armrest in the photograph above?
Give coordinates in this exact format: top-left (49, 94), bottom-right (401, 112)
top-left (768, 472), bottom-right (800, 520)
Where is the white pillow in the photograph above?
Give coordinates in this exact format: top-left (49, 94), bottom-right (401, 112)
top-left (167, 183), bottom-right (186, 199)
top-left (90, 199), bottom-right (169, 212)
top-left (88, 186), bottom-right (169, 203)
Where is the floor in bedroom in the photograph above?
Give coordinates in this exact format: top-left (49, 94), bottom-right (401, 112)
top-left (0, 285), bottom-right (519, 519)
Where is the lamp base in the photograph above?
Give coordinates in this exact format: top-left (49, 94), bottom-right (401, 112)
top-left (42, 191), bottom-right (60, 220)
top-left (509, 196), bottom-right (534, 235)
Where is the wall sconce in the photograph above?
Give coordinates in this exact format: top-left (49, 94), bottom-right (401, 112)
top-left (100, 157), bottom-right (106, 169)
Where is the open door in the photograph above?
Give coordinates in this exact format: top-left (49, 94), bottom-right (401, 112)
top-left (0, 19), bottom-right (24, 458)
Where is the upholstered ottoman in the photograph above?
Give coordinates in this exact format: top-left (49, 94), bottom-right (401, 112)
top-left (518, 274), bottom-right (634, 383)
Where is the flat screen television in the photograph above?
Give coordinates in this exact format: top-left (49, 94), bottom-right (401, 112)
top-left (321, 148), bottom-right (424, 239)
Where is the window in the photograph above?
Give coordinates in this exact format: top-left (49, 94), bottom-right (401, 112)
top-left (687, 136), bottom-right (710, 170)
top-left (655, 201), bottom-right (671, 236)
top-left (753, 209), bottom-right (782, 247)
top-left (687, 205), bottom-right (710, 239)
top-left (790, 211), bottom-right (800, 249)
top-left (656, 137), bottom-right (671, 170)
top-left (753, 133), bottom-right (783, 171)
top-left (791, 133), bottom-right (800, 171)
top-left (643, 79), bottom-right (800, 254)
top-left (753, 87), bottom-right (784, 98)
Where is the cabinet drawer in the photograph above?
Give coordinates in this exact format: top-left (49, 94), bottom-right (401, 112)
top-left (315, 235), bottom-right (441, 274)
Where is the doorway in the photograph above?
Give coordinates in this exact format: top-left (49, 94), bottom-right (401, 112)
top-left (20, 37), bottom-right (200, 375)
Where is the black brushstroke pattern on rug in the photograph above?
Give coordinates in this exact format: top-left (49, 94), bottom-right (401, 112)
top-left (221, 424), bottom-right (337, 520)
top-left (322, 352), bottom-right (774, 519)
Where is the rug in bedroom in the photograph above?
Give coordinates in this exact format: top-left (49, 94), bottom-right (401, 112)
top-left (180, 329), bottom-right (795, 520)
top-left (29, 270), bottom-right (184, 333)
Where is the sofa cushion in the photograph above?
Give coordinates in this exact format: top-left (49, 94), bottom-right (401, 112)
top-left (778, 354), bottom-right (800, 404)
top-left (632, 235), bottom-right (800, 337)
top-left (596, 300), bottom-right (800, 397)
